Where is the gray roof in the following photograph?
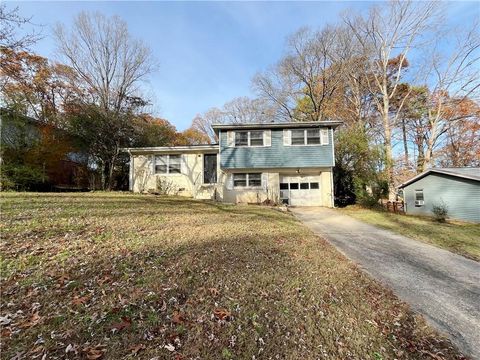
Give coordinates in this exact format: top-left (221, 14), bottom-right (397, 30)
top-left (399, 167), bottom-right (480, 188)
top-left (212, 121), bottom-right (343, 134)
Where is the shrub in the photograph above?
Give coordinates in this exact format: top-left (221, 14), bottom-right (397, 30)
top-left (1, 164), bottom-right (46, 191)
top-left (432, 201), bottom-right (448, 223)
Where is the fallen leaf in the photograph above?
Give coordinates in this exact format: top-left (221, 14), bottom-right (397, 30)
top-left (209, 288), bottom-right (219, 297)
top-left (72, 295), bottom-right (91, 306)
top-left (172, 311), bottom-right (186, 324)
top-left (18, 312), bottom-right (40, 329)
top-left (213, 308), bottom-right (231, 321)
top-left (83, 346), bottom-right (105, 360)
top-left (129, 343), bottom-right (146, 356)
top-left (110, 317), bottom-right (131, 332)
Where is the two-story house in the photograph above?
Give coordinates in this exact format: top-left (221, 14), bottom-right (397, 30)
top-left (125, 121), bottom-right (341, 206)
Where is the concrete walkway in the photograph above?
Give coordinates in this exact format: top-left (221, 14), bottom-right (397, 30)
top-left (290, 207), bottom-right (480, 359)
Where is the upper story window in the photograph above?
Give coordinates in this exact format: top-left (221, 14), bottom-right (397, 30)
top-left (235, 131), bottom-right (249, 146)
top-left (155, 154), bottom-right (181, 174)
top-left (234, 130), bottom-right (264, 147)
top-left (286, 128), bottom-right (329, 146)
top-left (249, 130), bottom-right (264, 146)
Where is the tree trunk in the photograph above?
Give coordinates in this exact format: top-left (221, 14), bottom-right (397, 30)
top-left (383, 113), bottom-right (396, 200)
top-left (415, 132), bottom-right (425, 173)
top-left (401, 118), bottom-right (409, 167)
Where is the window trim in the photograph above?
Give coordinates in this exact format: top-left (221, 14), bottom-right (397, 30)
top-left (289, 128), bottom-right (328, 146)
top-left (233, 173), bottom-right (263, 189)
top-left (155, 154), bottom-right (182, 175)
top-left (234, 130), bottom-right (265, 147)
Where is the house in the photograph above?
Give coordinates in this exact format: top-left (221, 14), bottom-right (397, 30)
top-left (398, 167), bottom-right (480, 223)
top-left (125, 121), bottom-right (342, 206)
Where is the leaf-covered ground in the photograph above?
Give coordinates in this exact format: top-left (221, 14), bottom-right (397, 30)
top-left (0, 193), bottom-right (465, 359)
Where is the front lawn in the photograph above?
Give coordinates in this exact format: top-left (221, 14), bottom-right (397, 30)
top-left (339, 206), bottom-right (480, 261)
top-left (0, 193), bottom-right (463, 359)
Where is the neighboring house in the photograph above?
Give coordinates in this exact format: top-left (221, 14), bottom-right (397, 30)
top-left (399, 167), bottom-right (480, 223)
top-left (125, 121), bottom-right (341, 206)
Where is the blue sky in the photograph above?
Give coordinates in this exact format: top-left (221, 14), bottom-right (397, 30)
top-left (10, 1), bottom-right (480, 131)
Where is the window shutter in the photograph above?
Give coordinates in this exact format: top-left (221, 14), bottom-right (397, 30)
top-left (264, 130), bottom-right (271, 146)
top-left (321, 129), bottom-right (329, 145)
top-left (180, 154), bottom-right (187, 174)
top-left (151, 155), bottom-right (155, 174)
top-left (226, 173), bottom-right (234, 190)
top-left (283, 129), bottom-right (291, 146)
top-left (262, 173), bottom-right (268, 190)
top-left (227, 131), bottom-right (235, 147)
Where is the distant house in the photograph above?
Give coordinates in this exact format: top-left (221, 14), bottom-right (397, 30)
top-left (398, 168), bottom-right (480, 223)
top-left (125, 121), bottom-right (342, 206)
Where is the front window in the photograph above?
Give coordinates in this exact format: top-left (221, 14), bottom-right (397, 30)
top-left (248, 173), bottom-right (262, 187)
top-left (291, 130), bottom-right (305, 145)
top-left (155, 155), bottom-right (168, 173)
top-left (306, 129), bottom-right (320, 144)
top-left (168, 155), bottom-right (181, 173)
top-left (234, 130), bottom-right (264, 147)
top-left (233, 173), bottom-right (247, 187)
top-left (233, 173), bottom-right (262, 188)
top-left (235, 131), bottom-right (249, 146)
top-left (250, 131), bottom-right (264, 146)
top-left (290, 128), bottom-right (327, 145)
top-left (155, 155), bottom-right (181, 174)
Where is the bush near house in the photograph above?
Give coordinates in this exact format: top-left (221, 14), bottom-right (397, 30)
top-left (0, 193), bottom-right (464, 359)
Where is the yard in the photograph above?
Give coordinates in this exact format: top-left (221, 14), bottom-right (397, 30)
top-left (0, 193), bottom-right (464, 359)
top-left (339, 206), bottom-right (480, 262)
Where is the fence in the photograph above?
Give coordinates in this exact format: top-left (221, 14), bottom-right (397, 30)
top-left (381, 200), bottom-right (405, 214)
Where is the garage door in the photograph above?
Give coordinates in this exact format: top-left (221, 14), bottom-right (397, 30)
top-left (279, 175), bottom-right (322, 206)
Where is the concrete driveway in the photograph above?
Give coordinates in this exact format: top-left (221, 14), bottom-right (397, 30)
top-left (290, 207), bottom-right (480, 359)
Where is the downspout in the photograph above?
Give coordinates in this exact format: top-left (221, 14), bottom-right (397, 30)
top-left (330, 128), bottom-right (335, 208)
top-left (127, 149), bottom-right (134, 192)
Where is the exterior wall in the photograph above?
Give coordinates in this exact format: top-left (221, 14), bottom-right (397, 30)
top-left (131, 152), bottom-right (220, 200)
top-left (219, 128), bottom-right (334, 169)
top-left (220, 171), bottom-right (280, 204)
top-left (130, 154), bottom-right (334, 207)
top-left (220, 168), bottom-right (333, 207)
top-left (403, 173), bottom-right (480, 223)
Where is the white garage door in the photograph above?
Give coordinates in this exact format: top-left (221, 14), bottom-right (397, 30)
top-left (279, 175), bottom-right (322, 206)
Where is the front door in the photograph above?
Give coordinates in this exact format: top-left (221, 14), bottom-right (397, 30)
top-left (203, 154), bottom-right (217, 184)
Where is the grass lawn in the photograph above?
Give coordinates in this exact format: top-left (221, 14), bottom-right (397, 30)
top-left (0, 193), bottom-right (464, 359)
top-left (339, 206), bottom-right (480, 262)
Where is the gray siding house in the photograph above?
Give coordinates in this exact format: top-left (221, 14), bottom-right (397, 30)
top-left (399, 168), bottom-right (480, 223)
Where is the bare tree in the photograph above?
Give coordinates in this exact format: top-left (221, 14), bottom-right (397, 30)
top-left (191, 96), bottom-right (277, 142)
top-left (54, 11), bottom-right (156, 115)
top-left (0, 4), bottom-right (42, 51)
top-left (253, 26), bottom-right (348, 122)
top-left (54, 11), bottom-right (156, 190)
top-left (344, 0), bottom-right (441, 198)
top-left (420, 21), bottom-right (480, 170)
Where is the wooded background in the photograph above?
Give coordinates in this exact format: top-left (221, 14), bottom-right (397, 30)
top-left (1, 2), bottom-right (478, 204)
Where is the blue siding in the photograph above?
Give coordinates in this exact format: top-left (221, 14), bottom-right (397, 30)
top-left (404, 173), bottom-right (480, 223)
top-left (219, 128), bottom-right (334, 169)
